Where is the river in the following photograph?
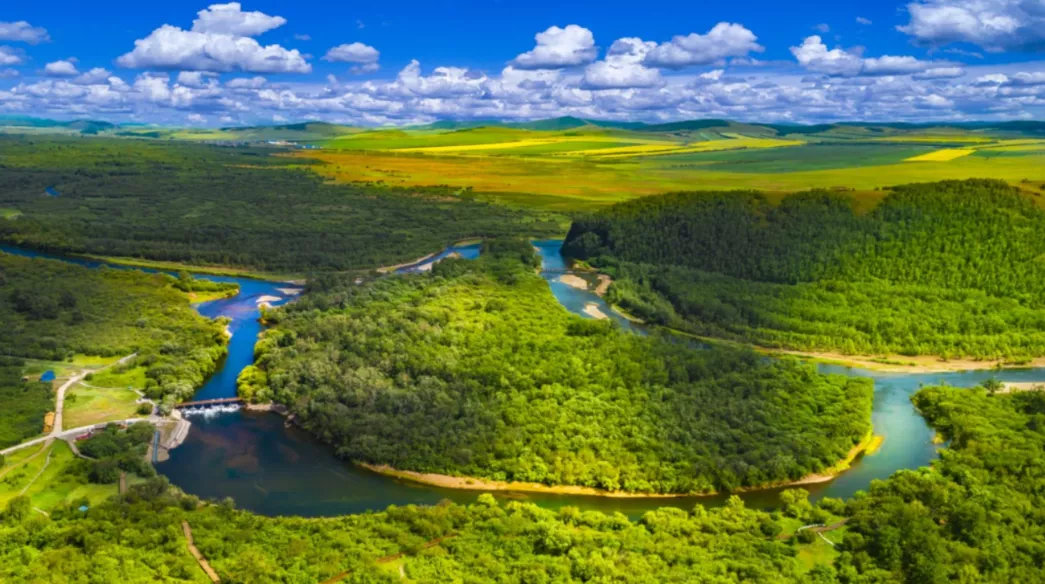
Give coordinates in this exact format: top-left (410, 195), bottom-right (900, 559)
top-left (5, 242), bottom-right (1044, 517)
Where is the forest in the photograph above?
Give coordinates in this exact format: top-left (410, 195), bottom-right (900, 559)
top-left (563, 180), bottom-right (1045, 359)
top-left (1, 383), bottom-right (1041, 583)
top-left (241, 240), bottom-right (872, 493)
top-left (0, 136), bottom-right (563, 274)
top-left (0, 357), bottom-right (52, 449)
top-left (0, 253), bottom-right (229, 411)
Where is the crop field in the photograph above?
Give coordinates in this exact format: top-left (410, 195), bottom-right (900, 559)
top-left (905, 148), bottom-right (975, 162)
top-left (295, 127), bottom-right (1045, 210)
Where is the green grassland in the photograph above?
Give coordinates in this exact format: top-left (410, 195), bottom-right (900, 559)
top-left (63, 383), bottom-right (142, 428)
top-left (292, 122), bottom-right (1045, 211)
top-left (0, 441), bottom-right (124, 511)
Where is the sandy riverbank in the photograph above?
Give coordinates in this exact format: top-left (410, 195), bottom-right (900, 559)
top-left (1000, 382), bottom-right (1045, 394)
top-left (359, 433), bottom-right (884, 499)
top-left (376, 251), bottom-right (439, 274)
top-left (558, 274), bottom-right (589, 290)
top-left (583, 302), bottom-right (609, 319)
top-left (768, 349), bottom-right (1045, 374)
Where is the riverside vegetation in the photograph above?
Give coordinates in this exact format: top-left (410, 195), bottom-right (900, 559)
top-left (0, 252), bottom-right (230, 437)
top-left (564, 179), bottom-right (1045, 360)
top-left (1, 383), bottom-right (1040, 583)
top-left (240, 240), bottom-right (873, 494)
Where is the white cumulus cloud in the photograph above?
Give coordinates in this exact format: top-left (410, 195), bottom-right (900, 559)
top-left (583, 38), bottom-right (662, 89)
top-left (44, 59), bottom-right (79, 77)
top-left (511, 25), bottom-right (597, 70)
top-left (0, 46), bottom-right (23, 66)
top-left (324, 42), bottom-right (379, 64)
top-left (899, 0), bottom-right (1045, 52)
top-left (191, 2), bottom-right (286, 36)
top-left (117, 3), bottom-right (310, 73)
top-left (0, 21), bottom-right (49, 44)
top-left (792, 36), bottom-right (937, 76)
top-left (644, 23), bottom-right (763, 68)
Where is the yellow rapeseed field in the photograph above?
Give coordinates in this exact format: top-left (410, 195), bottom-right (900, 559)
top-left (905, 149), bottom-right (975, 162)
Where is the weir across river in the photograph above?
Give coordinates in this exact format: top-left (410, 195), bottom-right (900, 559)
top-left (174, 397), bottom-right (243, 409)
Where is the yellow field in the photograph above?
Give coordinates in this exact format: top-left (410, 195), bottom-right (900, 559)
top-left (393, 136), bottom-right (667, 154)
top-left (294, 148), bottom-right (1045, 211)
top-left (905, 149), bottom-right (975, 162)
top-left (578, 137), bottom-right (803, 159)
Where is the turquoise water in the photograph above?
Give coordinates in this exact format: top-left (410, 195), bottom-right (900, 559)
top-left (6, 242), bottom-right (1045, 517)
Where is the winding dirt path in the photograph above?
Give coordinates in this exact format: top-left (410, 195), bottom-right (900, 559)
top-left (182, 520), bottom-right (221, 583)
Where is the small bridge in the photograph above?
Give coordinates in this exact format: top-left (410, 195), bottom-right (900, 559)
top-left (174, 397), bottom-right (243, 409)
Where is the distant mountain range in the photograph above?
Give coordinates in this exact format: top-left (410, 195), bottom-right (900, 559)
top-left (2, 114), bottom-right (1043, 140)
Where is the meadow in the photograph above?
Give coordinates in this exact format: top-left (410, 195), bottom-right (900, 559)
top-left (293, 122), bottom-right (1045, 210)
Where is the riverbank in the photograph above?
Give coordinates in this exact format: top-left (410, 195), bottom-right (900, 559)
top-left (767, 349), bottom-right (1045, 374)
top-left (75, 253), bottom-right (301, 282)
top-left (358, 432), bottom-right (884, 499)
top-left (376, 250), bottom-right (440, 274)
top-left (1000, 382), bottom-right (1045, 393)
top-left (657, 327), bottom-right (1045, 375)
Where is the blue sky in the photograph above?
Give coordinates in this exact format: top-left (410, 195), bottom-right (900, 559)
top-left (0, 0), bottom-right (1043, 125)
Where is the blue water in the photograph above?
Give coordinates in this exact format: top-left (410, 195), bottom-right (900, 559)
top-left (533, 239), bottom-right (640, 333)
top-left (395, 242), bottom-right (481, 274)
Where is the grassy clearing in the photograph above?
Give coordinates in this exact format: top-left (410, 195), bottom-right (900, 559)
top-left (63, 383), bottom-right (142, 428)
top-left (872, 135), bottom-right (996, 144)
top-left (87, 365), bottom-right (148, 389)
top-left (0, 441), bottom-right (126, 511)
top-left (905, 148), bottom-right (975, 162)
top-left (0, 208), bottom-right (21, 219)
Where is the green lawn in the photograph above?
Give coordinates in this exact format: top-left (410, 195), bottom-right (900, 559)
top-left (63, 383), bottom-right (143, 428)
top-left (0, 442), bottom-right (124, 511)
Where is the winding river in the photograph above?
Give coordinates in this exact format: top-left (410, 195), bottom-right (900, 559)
top-left (5, 242), bottom-right (1044, 517)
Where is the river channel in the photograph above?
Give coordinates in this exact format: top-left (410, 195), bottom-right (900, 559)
top-left (5, 242), bottom-right (1043, 517)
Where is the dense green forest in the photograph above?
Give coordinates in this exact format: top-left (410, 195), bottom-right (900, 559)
top-left (78, 423), bottom-right (157, 484)
top-left (563, 180), bottom-right (1045, 359)
top-left (0, 357), bottom-right (52, 448)
top-left (0, 136), bottom-right (562, 273)
top-left (242, 240), bottom-right (872, 493)
top-left (836, 386), bottom-right (1045, 583)
top-left (2, 384), bottom-right (1041, 583)
top-left (0, 253), bottom-right (228, 408)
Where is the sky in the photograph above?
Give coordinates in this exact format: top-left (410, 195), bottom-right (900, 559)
top-left (0, 0), bottom-right (1043, 126)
